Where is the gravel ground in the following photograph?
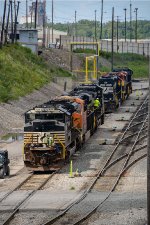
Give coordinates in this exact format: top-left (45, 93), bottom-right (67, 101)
top-left (0, 81), bottom-right (148, 225)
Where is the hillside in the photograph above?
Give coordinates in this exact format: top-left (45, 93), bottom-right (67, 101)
top-left (100, 51), bottom-right (149, 78)
top-left (0, 44), bottom-right (71, 102)
top-left (0, 44), bottom-right (148, 104)
top-left (72, 48), bottom-right (149, 78)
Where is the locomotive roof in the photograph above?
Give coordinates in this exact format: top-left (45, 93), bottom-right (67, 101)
top-left (112, 67), bottom-right (133, 75)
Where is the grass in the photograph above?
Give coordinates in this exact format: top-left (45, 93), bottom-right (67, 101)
top-left (100, 51), bottom-right (149, 78)
top-left (0, 44), bottom-right (71, 102)
top-left (72, 48), bottom-right (149, 78)
top-left (73, 48), bottom-right (96, 54)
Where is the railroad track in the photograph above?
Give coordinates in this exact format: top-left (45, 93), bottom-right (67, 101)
top-left (42, 95), bottom-right (148, 225)
top-left (0, 170), bottom-right (58, 225)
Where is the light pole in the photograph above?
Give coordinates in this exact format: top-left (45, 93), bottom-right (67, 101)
top-left (123, 8), bottom-right (127, 42)
top-left (52, 0), bottom-right (54, 43)
top-left (95, 10), bottom-right (97, 39)
top-left (117, 16), bottom-right (119, 52)
top-left (130, 1), bottom-right (132, 42)
top-left (111, 7), bottom-right (114, 71)
top-left (75, 10), bottom-right (77, 37)
top-left (134, 8), bottom-right (138, 43)
top-left (100, 0), bottom-right (103, 39)
top-left (34, 0), bottom-right (38, 29)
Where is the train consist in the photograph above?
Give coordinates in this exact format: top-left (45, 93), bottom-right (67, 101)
top-left (24, 84), bottom-right (105, 171)
top-left (99, 67), bottom-right (133, 112)
top-left (23, 67), bottom-right (133, 171)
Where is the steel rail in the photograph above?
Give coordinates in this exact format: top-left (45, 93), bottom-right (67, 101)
top-left (0, 173), bottom-right (33, 203)
top-left (72, 115), bottom-right (148, 225)
top-left (120, 129), bottom-right (147, 143)
top-left (42, 96), bottom-right (148, 225)
top-left (2, 170), bottom-right (59, 225)
top-left (102, 144), bottom-right (147, 173)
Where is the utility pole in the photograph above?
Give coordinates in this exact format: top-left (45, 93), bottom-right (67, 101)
top-left (75, 10), bottom-right (77, 37)
top-left (51, 0), bottom-right (54, 43)
top-left (5, 1), bottom-right (10, 43)
top-left (31, 4), bottom-right (33, 28)
top-left (123, 8), bottom-right (127, 42)
top-left (134, 8), bottom-right (138, 43)
top-left (94, 10), bottom-right (97, 39)
top-left (147, 47), bottom-right (150, 225)
top-left (100, 0), bottom-right (103, 39)
top-left (42, 0), bottom-right (46, 48)
top-left (67, 22), bottom-right (70, 36)
top-left (1, 0), bottom-right (7, 45)
top-left (16, 1), bottom-right (20, 18)
top-left (10, 0), bottom-right (14, 43)
top-left (130, 1), bottom-right (132, 42)
top-left (15, 1), bottom-right (20, 41)
top-left (34, 0), bottom-right (38, 29)
top-left (111, 7), bottom-right (114, 71)
top-left (26, 0), bottom-right (28, 28)
top-left (117, 16), bottom-right (119, 52)
top-left (14, 0), bottom-right (17, 42)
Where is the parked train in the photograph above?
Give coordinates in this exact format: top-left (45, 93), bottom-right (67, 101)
top-left (24, 83), bottom-right (105, 171)
top-left (23, 67), bottom-right (133, 171)
top-left (99, 67), bottom-right (133, 112)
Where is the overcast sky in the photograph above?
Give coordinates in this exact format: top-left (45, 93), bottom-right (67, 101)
top-left (0, 0), bottom-right (150, 23)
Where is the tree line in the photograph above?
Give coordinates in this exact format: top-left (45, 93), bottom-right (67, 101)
top-left (50, 19), bottom-right (150, 39)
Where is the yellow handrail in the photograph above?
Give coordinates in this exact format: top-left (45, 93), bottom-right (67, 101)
top-left (54, 134), bottom-right (66, 159)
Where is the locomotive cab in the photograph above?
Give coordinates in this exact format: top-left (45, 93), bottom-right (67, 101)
top-left (24, 104), bottom-right (74, 171)
top-left (99, 74), bottom-right (121, 111)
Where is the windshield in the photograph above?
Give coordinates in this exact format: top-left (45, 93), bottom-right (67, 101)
top-left (0, 155), bottom-right (4, 165)
top-left (25, 113), bottom-right (65, 123)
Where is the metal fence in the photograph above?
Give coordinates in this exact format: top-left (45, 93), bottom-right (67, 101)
top-left (60, 35), bottom-right (150, 57)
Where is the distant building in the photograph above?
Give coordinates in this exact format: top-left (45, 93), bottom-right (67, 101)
top-left (19, 1), bottom-right (47, 27)
top-left (38, 28), bottom-right (67, 47)
top-left (18, 29), bottom-right (38, 53)
top-left (20, 16), bottom-right (32, 25)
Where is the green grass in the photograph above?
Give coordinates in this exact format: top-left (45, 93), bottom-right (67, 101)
top-left (72, 48), bottom-right (149, 78)
top-left (100, 51), bottom-right (149, 78)
top-left (73, 48), bottom-right (96, 54)
top-left (0, 44), bottom-right (71, 102)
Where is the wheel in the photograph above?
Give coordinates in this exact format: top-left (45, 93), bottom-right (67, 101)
top-left (6, 166), bottom-right (10, 176)
top-left (0, 168), bottom-right (4, 179)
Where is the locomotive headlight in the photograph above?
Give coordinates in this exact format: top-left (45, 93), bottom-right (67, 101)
top-left (109, 98), bottom-right (112, 100)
